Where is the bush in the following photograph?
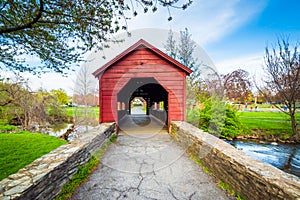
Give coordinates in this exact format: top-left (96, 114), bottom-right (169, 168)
top-left (0, 121), bottom-right (19, 133)
top-left (199, 96), bottom-right (244, 139)
top-left (0, 124), bottom-right (19, 132)
top-left (222, 106), bottom-right (245, 138)
top-left (47, 105), bottom-right (70, 123)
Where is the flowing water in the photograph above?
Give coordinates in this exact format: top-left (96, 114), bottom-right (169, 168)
top-left (227, 140), bottom-right (300, 177)
top-left (47, 123), bottom-right (73, 137)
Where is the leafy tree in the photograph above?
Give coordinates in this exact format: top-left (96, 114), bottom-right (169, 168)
top-left (257, 37), bottom-right (300, 139)
top-left (0, 0), bottom-right (192, 74)
top-left (0, 76), bottom-right (69, 130)
top-left (0, 77), bottom-right (25, 107)
top-left (0, 77), bottom-right (26, 121)
top-left (50, 89), bottom-right (69, 105)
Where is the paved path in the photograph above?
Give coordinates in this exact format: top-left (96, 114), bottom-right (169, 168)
top-left (71, 115), bottom-right (231, 200)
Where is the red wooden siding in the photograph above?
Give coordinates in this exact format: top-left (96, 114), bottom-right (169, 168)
top-left (94, 39), bottom-right (192, 129)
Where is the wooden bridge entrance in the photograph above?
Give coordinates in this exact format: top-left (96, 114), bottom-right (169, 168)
top-left (93, 39), bottom-right (192, 131)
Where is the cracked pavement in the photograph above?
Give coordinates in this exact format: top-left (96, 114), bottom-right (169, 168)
top-left (70, 115), bottom-right (231, 200)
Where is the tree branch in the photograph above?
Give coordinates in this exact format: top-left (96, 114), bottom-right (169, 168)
top-left (0, 0), bottom-right (44, 34)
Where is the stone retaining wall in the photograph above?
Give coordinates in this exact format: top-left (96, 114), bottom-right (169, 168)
top-left (170, 121), bottom-right (300, 200)
top-left (0, 123), bottom-right (115, 200)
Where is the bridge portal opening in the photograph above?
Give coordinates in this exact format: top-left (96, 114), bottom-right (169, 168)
top-left (130, 97), bottom-right (147, 115)
top-left (117, 78), bottom-right (168, 127)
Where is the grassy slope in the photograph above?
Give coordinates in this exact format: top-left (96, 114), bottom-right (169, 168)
top-left (0, 133), bottom-right (67, 181)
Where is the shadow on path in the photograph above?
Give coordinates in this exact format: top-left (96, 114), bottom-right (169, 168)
top-left (118, 114), bottom-right (167, 135)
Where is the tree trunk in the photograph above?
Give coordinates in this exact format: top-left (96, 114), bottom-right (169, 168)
top-left (291, 114), bottom-right (299, 141)
top-left (281, 146), bottom-right (297, 172)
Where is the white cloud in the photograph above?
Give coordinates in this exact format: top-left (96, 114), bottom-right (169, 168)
top-left (10, 71), bottom-right (77, 95)
top-left (126, 0), bottom-right (267, 45)
top-left (215, 53), bottom-right (265, 80)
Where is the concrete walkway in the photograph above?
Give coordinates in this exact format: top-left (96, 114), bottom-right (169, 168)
top-left (71, 115), bottom-right (231, 200)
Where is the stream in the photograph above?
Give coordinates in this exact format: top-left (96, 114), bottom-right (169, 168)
top-left (47, 123), bottom-right (73, 137)
top-left (47, 123), bottom-right (95, 141)
top-left (227, 140), bottom-right (300, 177)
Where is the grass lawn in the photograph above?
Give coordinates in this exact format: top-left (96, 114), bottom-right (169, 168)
top-left (64, 107), bottom-right (99, 118)
top-left (239, 112), bottom-right (300, 135)
top-left (64, 107), bottom-right (99, 126)
top-left (187, 109), bottom-right (300, 137)
top-left (0, 132), bottom-right (67, 181)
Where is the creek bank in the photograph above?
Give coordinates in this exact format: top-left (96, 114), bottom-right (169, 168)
top-left (219, 129), bottom-right (299, 144)
top-left (231, 133), bottom-right (299, 144)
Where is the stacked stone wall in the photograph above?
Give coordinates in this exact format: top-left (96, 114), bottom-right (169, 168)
top-left (0, 123), bottom-right (115, 200)
top-left (170, 121), bottom-right (300, 200)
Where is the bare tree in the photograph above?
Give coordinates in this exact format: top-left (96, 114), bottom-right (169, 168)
top-left (222, 69), bottom-right (252, 103)
top-left (178, 28), bottom-right (198, 74)
top-left (73, 65), bottom-right (98, 126)
top-left (258, 37), bottom-right (300, 139)
top-left (164, 28), bottom-right (199, 78)
top-left (164, 28), bottom-right (204, 108)
top-left (0, 78), bottom-right (24, 107)
top-left (164, 29), bottom-right (178, 59)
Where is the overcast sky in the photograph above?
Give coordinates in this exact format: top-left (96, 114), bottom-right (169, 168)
top-left (20, 0), bottom-right (300, 94)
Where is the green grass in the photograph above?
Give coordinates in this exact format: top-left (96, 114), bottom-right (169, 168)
top-left (0, 132), bottom-right (67, 181)
top-left (187, 109), bottom-right (300, 137)
top-left (55, 134), bottom-right (117, 200)
top-left (64, 107), bottom-right (99, 126)
top-left (64, 107), bottom-right (99, 118)
top-left (239, 112), bottom-right (300, 135)
top-left (190, 155), bottom-right (212, 174)
top-left (217, 181), bottom-right (235, 196)
top-left (217, 181), bottom-right (245, 200)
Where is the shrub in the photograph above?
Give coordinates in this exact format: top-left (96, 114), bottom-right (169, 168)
top-left (199, 96), bottom-right (244, 139)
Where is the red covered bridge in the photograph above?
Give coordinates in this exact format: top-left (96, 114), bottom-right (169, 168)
top-left (93, 39), bottom-right (192, 131)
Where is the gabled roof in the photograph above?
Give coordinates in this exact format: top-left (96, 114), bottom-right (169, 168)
top-left (93, 39), bottom-right (193, 77)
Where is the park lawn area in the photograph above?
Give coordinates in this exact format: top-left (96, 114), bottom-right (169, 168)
top-left (0, 132), bottom-right (67, 181)
top-left (64, 107), bottom-right (99, 119)
top-left (187, 109), bottom-right (300, 137)
top-left (239, 112), bottom-right (300, 135)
